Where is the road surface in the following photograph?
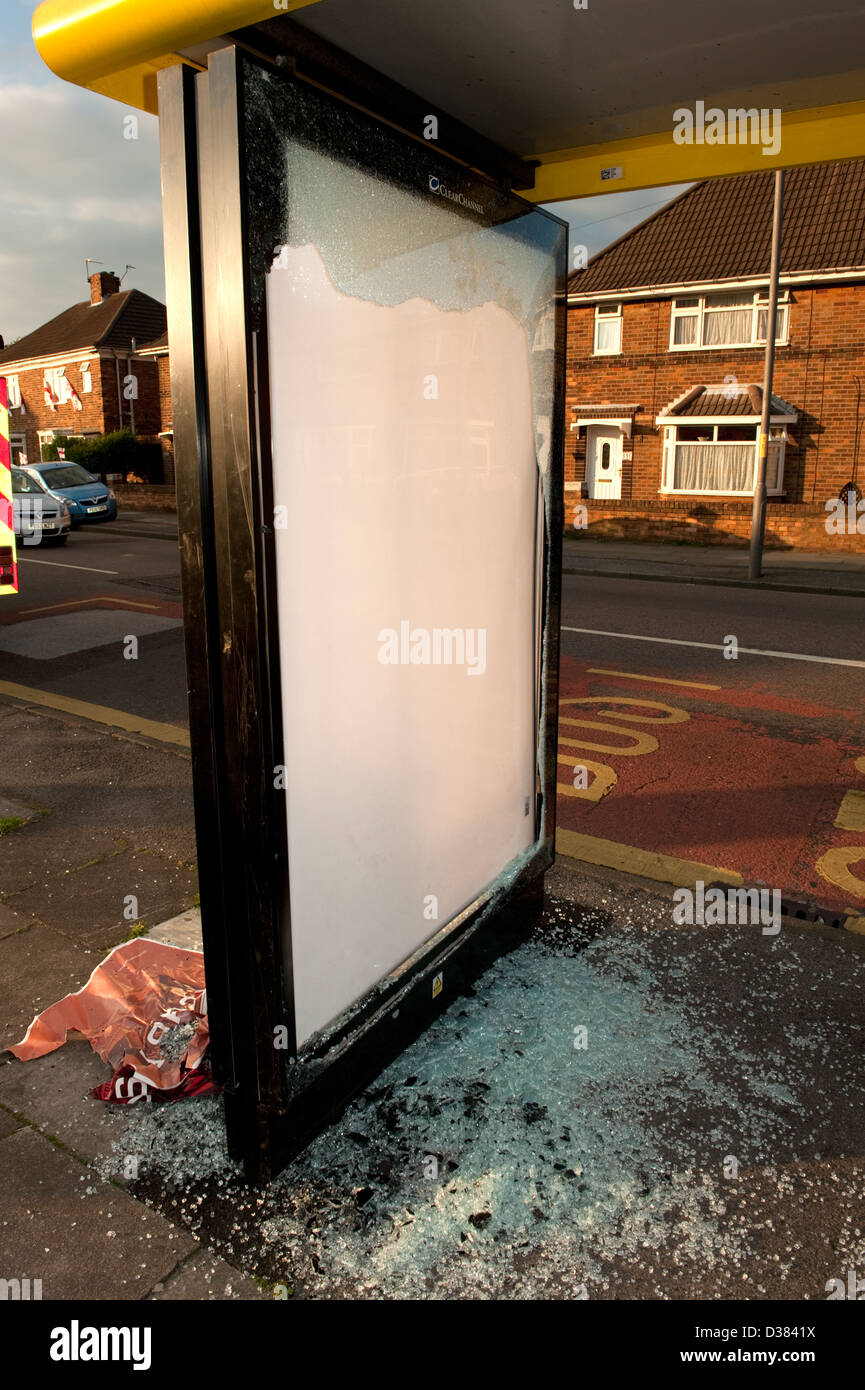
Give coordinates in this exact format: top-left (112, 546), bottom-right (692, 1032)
top-left (0, 513), bottom-right (187, 727)
top-left (1, 519), bottom-right (862, 915)
top-left (558, 572), bottom-right (865, 917)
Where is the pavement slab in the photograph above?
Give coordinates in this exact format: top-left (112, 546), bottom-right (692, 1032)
top-left (0, 825), bottom-right (128, 899)
top-left (146, 908), bottom-right (202, 952)
top-left (0, 1047), bottom-right (121, 1163)
top-left (563, 537), bottom-right (865, 595)
top-left (0, 900), bottom-right (40, 941)
top-left (0, 795), bottom-right (40, 826)
top-left (0, 1107), bottom-right (23, 1140)
top-left (147, 1249), bottom-right (270, 1301)
top-left (29, 847), bottom-right (198, 949)
top-left (0, 923), bottom-right (99, 1053)
top-left (0, 1126), bottom-right (196, 1301)
top-left (0, 707), bottom-right (194, 831)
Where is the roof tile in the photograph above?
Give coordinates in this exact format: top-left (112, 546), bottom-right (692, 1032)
top-left (0, 289), bottom-right (166, 366)
top-left (569, 160), bottom-right (865, 296)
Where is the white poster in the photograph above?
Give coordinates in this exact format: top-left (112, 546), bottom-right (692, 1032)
top-left (267, 167), bottom-right (550, 1045)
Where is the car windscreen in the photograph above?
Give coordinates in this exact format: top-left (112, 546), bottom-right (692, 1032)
top-left (41, 465), bottom-right (96, 487)
top-left (12, 470), bottom-right (47, 494)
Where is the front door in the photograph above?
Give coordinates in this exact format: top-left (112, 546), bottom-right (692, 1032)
top-left (587, 424), bottom-right (622, 499)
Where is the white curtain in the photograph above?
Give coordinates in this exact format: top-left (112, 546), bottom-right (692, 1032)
top-left (596, 317), bottom-right (620, 351)
top-left (702, 306), bottom-right (753, 345)
top-left (674, 443), bottom-right (754, 492)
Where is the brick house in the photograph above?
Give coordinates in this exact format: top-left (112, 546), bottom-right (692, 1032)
top-left (136, 331), bottom-right (174, 482)
top-left (567, 160), bottom-right (865, 548)
top-left (0, 271), bottom-right (169, 477)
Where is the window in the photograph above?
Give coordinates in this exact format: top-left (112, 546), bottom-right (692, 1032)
top-left (670, 290), bottom-right (789, 349)
top-left (38, 428), bottom-right (73, 461)
top-left (593, 303), bottom-right (622, 355)
top-left (10, 434), bottom-right (27, 465)
top-left (5, 375), bottom-right (21, 408)
top-left (662, 423), bottom-right (786, 495)
top-left (38, 464), bottom-right (95, 488)
top-left (79, 360), bottom-right (92, 393)
top-left (11, 469), bottom-right (47, 495)
top-left (44, 367), bottom-right (71, 404)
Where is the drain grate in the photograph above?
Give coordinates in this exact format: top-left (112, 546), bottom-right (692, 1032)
top-left (705, 880), bottom-right (850, 931)
top-left (777, 894), bottom-right (848, 930)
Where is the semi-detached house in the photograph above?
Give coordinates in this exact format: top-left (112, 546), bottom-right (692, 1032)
top-left (567, 160), bottom-right (865, 549)
top-left (0, 271), bottom-right (169, 476)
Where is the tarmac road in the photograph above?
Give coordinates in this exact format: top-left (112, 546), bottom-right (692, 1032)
top-left (0, 512), bottom-right (188, 727)
top-left (558, 573), bottom-right (865, 918)
top-left (1, 519), bottom-right (863, 913)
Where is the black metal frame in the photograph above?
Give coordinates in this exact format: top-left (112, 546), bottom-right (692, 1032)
top-left (158, 40), bottom-right (566, 1182)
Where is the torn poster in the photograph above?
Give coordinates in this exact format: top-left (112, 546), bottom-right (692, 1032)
top-left (9, 938), bottom-right (218, 1103)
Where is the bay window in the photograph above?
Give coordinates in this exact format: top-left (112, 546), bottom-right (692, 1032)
top-left (662, 423), bottom-right (786, 495)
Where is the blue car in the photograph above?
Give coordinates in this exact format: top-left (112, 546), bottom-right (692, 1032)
top-left (26, 462), bottom-right (117, 527)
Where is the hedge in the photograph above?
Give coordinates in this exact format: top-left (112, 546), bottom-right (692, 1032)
top-left (41, 429), bottom-right (162, 481)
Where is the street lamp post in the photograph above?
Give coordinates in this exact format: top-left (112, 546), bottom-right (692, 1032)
top-left (749, 169), bottom-right (785, 581)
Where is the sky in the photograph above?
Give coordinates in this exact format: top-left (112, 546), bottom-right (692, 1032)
top-left (0, 0), bottom-right (685, 345)
top-left (0, 0), bottom-right (163, 346)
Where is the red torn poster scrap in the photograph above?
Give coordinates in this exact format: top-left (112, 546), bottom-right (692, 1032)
top-left (9, 938), bottom-right (219, 1103)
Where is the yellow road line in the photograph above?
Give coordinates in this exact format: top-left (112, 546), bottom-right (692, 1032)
top-left (555, 826), bottom-right (743, 890)
top-left (18, 596), bottom-right (160, 616)
top-left (816, 846), bottom-right (865, 900)
top-left (835, 790), bottom-right (865, 833)
top-left (0, 679), bottom-right (190, 748)
top-left (587, 667), bottom-right (720, 691)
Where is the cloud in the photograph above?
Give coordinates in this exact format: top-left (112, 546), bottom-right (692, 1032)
top-left (0, 81), bottom-right (164, 343)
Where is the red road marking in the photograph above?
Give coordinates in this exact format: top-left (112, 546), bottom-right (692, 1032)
top-left (0, 595), bottom-right (183, 625)
top-left (558, 655), bottom-right (864, 912)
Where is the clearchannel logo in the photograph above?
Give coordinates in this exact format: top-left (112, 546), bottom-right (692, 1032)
top-left (427, 174), bottom-right (484, 214)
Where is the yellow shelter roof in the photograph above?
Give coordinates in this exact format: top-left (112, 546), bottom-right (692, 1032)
top-left (32, 0), bottom-right (865, 200)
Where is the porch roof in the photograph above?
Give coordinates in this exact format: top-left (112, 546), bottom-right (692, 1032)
top-left (657, 384), bottom-right (798, 424)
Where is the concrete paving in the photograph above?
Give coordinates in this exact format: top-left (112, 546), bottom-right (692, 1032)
top-left (0, 704), bottom-right (270, 1301)
top-left (564, 536), bottom-right (865, 595)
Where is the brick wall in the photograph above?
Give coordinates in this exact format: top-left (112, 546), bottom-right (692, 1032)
top-left (566, 497), bottom-right (865, 551)
top-left (5, 352), bottom-right (162, 464)
top-left (566, 284), bottom-right (865, 516)
top-left (156, 355), bottom-right (174, 484)
top-left (113, 483), bottom-right (177, 512)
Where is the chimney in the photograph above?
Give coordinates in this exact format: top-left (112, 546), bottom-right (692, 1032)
top-left (90, 270), bottom-right (121, 304)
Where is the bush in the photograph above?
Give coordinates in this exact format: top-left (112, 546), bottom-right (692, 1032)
top-left (42, 430), bottom-right (163, 481)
